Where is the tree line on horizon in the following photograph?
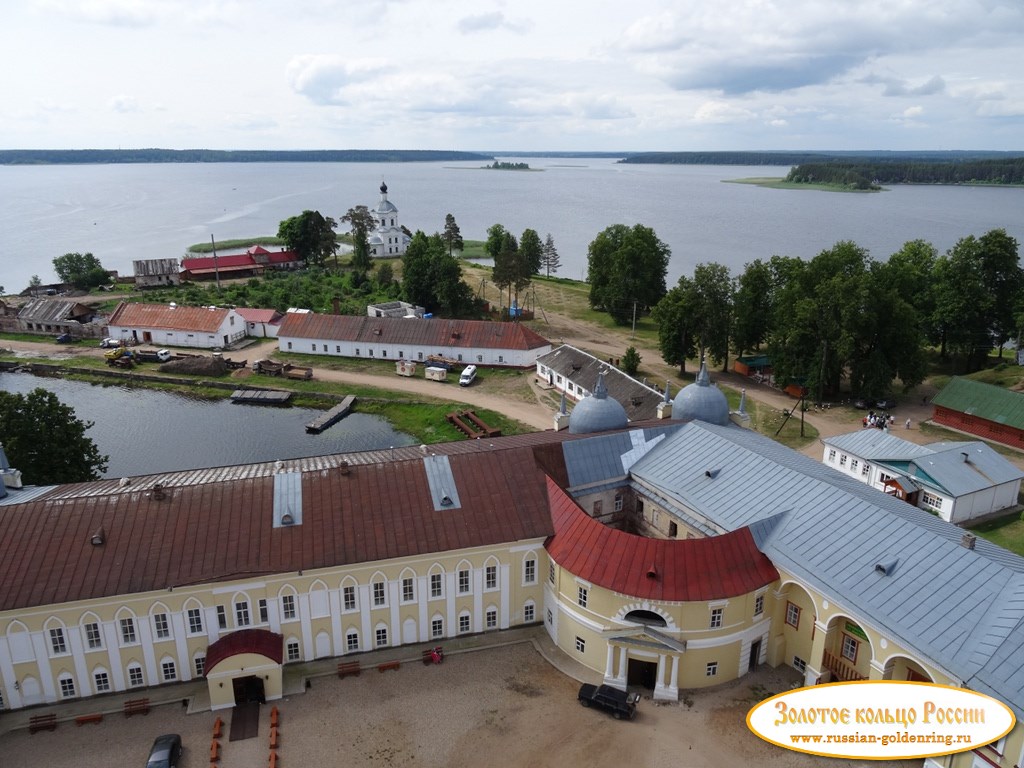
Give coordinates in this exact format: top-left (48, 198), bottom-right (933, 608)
top-left (786, 158), bottom-right (1024, 188)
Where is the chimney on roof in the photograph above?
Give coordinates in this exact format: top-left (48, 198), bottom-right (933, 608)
top-left (90, 527), bottom-right (105, 546)
top-left (961, 452), bottom-right (970, 463)
top-left (646, 563), bottom-right (658, 580)
top-left (961, 532), bottom-right (977, 550)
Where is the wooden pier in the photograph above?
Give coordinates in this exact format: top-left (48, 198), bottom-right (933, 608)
top-left (230, 389), bottom-right (293, 405)
top-left (306, 395), bottom-right (356, 433)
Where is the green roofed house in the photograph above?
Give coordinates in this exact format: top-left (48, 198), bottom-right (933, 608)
top-left (932, 377), bottom-right (1024, 451)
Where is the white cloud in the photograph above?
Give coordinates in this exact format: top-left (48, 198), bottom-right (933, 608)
top-left (109, 94), bottom-right (140, 113)
top-left (456, 11), bottom-right (531, 34)
top-left (693, 101), bottom-right (756, 124)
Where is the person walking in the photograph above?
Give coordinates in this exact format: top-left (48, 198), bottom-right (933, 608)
top-left (905, 418), bottom-right (911, 429)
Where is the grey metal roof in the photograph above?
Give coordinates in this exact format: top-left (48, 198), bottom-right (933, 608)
top-left (423, 454), bottom-right (462, 510)
top-left (671, 360), bottom-right (729, 426)
top-left (568, 371), bottom-right (629, 434)
top-left (562, 425), bottom-right (678, 489)
top-left (272, 470), bottom-right (303, 527)
top-left (629, 420), bottom-right (1024, 713)
top-left (132, 258), bottom-right (179, 276)
top-left (825, 431), bottom-right (1024, 498)
top-left (822, 430), bottom-right (933, 461)
top-left (537, 345), bottom-right (664, 421)
top-left (16, 298), bottom-right (80, 323)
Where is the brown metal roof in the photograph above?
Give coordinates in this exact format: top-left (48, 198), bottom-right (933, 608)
top-left (277, 312), bottom-right (550, 352)
top-left (107, 302), bottom-right (230, 333)
top-left (0, 441), bottom-right (560, 611)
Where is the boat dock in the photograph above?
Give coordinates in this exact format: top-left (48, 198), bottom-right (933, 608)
top-left (306, 395), bottom-right (356, 433)
top-left (231, 389), bottom-right (293, 405)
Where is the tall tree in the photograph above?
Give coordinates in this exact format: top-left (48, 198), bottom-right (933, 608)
top-left (881, 239), bottom-right (938, 343)
top-left (442, 214), bottom-right (464, 257)
top-left (931, 236), bottom-right (993, 371)
top-left (492, 231), bottom-right (527, 318)
top-left (341, 205), bottom-right (375, 271)
top-left (652, 277), bottom-right (699, 376)
top-left (401, 231), bottom-right (474, 316)
top-left (519, 228), bottom-right (543, 276)
top-left (485, 223), bottom-right (507, 260)
top-left (277, 210), bottom-right (338, 267)
top-left (732, 259), bottom-right (773, 357)
top-left (540, 233), bottom-right (561, 277)
top-left (0, 389), bottom-right (108, 484)
top-left (690, 262), bottom-right (734, 370)
top-left (587, 224), bottom-right (670, 325)
top-left (977, 229), bottom-right (1022, 357)
top-left (52, 252), bottom-right (108, 289)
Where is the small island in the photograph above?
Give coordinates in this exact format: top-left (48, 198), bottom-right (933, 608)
top-left (485, 161), bottom-right (533, 171)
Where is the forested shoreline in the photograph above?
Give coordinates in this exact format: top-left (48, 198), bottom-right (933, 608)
top-left (785, 158), bottom-right (1024, 188)
top-left (618, 150), bottom-right (1022, 166)
top-left (0, 149), bottom-right (493, 165)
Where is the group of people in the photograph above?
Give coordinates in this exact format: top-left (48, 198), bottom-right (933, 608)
top-left (862, 411), bottom-right (912, 430)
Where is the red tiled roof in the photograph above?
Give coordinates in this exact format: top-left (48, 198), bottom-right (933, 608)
top-left (206, 628), bottom-right (283, 672)
top-left (544, 478), bottom-right (778, 601)
top-left (181, 254), bottom-right (257, 271)
top-left (107, 302), bottom-right (230, 333)
top-left (277, 312), bottom-right (550, 352)
top-left (248, 246), bottom-right (270, 255)
top-left (0, 445), bottom-right (555, 611)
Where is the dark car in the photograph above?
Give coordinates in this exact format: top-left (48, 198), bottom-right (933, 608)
top-left (55, 333), bottom-right (73, 344)
top-left (577, 683), bottom-right (638, 720)
top-left (146, 734), bottom-right (182, 768)
top-left (876, 398), bottom-right (897, 410)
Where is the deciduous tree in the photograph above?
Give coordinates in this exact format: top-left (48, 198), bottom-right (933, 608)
top-left (519, 228), bottom-right (543, 276)
top-left (652, 277), bottom-right (699, 376)
top-left (621, 346), bottom-right (641, 377)
top-left (52, 252), bottom-right (108, 289)
top-left (587, 224), bottom-right (670, 325)
top-left (341, 205), bottom-right (375, 271)
top-left (401, 231), bottom-right (474, 316)
top-left (277, 210), bottom-right (338, 267)
top-left (0, 389), bottom-right (108, 484)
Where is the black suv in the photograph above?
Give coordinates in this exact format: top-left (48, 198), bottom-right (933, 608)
top-left (146, 734), bottom-right (182, 768)
top-left (577, 683), bottom-right (639, 720)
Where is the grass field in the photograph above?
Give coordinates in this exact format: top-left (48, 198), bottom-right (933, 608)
top-left (725, 177), bottom-right (882, 193)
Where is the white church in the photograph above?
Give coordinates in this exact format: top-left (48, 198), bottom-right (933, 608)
top-left (367, 181), bottom-right (411, 258)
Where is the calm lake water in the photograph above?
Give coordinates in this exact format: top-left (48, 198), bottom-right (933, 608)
top-left (2, 158), bottom-right (1023, 293)
top-left (0, 372), bottom-right (414, 479)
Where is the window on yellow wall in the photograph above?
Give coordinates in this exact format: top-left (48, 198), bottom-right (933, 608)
top-left (785, 602), bottom-right (800, 629)
top-left (710, 608), bottom-right (723, 628)
top-left (841, 634), bottom-right (859, 663)
top-left (575, 636), bottom-right (585, 653)
top-left (754, 594), bottom-right (764, 616)
top-left (578, 585), bottom-right (588, 608)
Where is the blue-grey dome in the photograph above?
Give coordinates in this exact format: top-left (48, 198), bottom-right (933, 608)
top-left (672, 359), bottom-right (730, 425)
top-left (569, 370), bottom-right (628, 434)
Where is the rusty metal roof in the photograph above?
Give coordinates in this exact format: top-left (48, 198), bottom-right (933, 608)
top-left (108, 302), bottom-right (230, 333)
top-left (277, 312), bottom-right (550, 352)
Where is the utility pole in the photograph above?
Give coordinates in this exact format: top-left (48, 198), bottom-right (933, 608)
top-left (631, 300), bottom-right (637, 339)
top-left (211, 234), bottom-right (221, 290)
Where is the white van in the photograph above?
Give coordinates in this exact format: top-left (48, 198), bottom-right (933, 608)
top-left (459, 365), bottom-right (477, 387)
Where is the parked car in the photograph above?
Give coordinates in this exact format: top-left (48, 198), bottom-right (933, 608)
top-left (577, 683), bottom-right (639, 720)
top-left (145, 734), bottom-right (182, 768)
top-left (459, 364), bottom-right (478, 387)
top-left (876, 397), bottom-right (897, 410)
top-left (99, 337), bottom-right (121, 348)
top-left (55, 333), bottom-right (73, 344)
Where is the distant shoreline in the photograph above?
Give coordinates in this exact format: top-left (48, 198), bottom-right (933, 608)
top-left (726, 177), bottom-right (883, 193)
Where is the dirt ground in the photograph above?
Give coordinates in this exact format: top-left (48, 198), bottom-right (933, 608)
top-left (0, 643), bottom-right (920, 768)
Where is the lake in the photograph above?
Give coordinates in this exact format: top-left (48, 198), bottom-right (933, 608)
top-left (0, 371), bottom-right (415, 479)
top-left (2, 158), bottom-right (1023, 294)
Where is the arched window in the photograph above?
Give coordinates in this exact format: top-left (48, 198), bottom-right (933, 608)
top-left (624, 609), bottom-right (667, 627)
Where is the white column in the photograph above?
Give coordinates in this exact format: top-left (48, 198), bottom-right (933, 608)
top-left (204, 607), bottom-right (219, 644)
top-left (267, 600), bottom-right (281, 635)
top-left (473, 569), bottom-right (484, 633)
top-left (31, 633), bottom-right (56, 702)
top-left (417, 576), bottom-right (429, 642)
top-left (0, 637), bottom-right (24, 709)
top-left (500, 564), bottom-right (511, 629)
top-left (138, 621), bottom-right (157, 684)
top-left (69, 630), bottom-right (91, 695)
top-left (297, 594), bottom-right (314, 661)
top-left (388, 582), bottom-right (401, 647)
top-left (603, 644), bottom-right (616, 684)
top-left (359, 585), bottom-right (372, 651)
top-left (653, 653), bottom-right (671, 701)
top-left (617, 647), bottom-right (628, 685)
top-left (445, 573), bottom-right (457, 637)
top-left (103, 622), bottom-right (125, 690)
top-left (670, 656), bottom-right (680, 690)
top-left (329, 590), bottom-right (343, 655)
top-left (170, 614), bottom-right (190, 681)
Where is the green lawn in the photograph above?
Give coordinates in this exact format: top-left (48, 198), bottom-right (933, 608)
top-left (971, 514), bottom-right (1024, 558)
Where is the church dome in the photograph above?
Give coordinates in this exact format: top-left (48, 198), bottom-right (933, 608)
top-left (672, 359), bottom-right (730, 425)
top-left (568, 370), bottom-right (628, 434)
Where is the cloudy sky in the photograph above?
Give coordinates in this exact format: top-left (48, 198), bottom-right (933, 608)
top-left (3, 0), bottom-right (1023, 151)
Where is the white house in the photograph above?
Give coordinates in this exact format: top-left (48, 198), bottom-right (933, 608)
top-left (821, 430), bottom-right (1024, 524)
top-left (277, 312), bottom-right (551, 368)
top-left (106, 302), bottom-right (246, 349)
top-left (236, 307), bottom-right (283, 339)
top-left (367, 182), bottom-right (410, 258)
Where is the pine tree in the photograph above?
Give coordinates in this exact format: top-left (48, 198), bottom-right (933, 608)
top-left (442, 213), bottom-right (464, 257)
top-left (541, 233), bottom-right (561, 277)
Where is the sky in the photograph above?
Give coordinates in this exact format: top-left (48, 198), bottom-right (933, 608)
top-left (3, 0), bottom-right (1023, 152)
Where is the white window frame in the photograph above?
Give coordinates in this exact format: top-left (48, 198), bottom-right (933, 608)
top-left (485, 564), bottom-right (497, 590)
top-left (524, 602), bottom-right (535, 623)
top-left (94, 670), bottom-right (111, 692)
top-left (235, 600), bottom-right (251, 627)
top-left (706, 661), bottom-right (718, 677)
top-left (161, 660), bottom-right (177, 682)
top-left (458, 569), bottom-right (470, 594)
top-left (575, 636), bottom-right (586, 653)
top-left (430, 573), bottom-right (443, 599)
top-left (153, 613), bottom-right (170, 639)
top-left (281, 594), bottom-right (297, 620)
top-left (524, 558), bottom-right (536, 584)
top-left (458, 613), bottom-right (471, 634)
top-left (287, 640), bottom-right (301, 662)
top-left (187, 608), bottom-right (204, 635)
top-left (120, 617), bottom-right (138, 645)
top-left (127, 665), bottom-right (145, 687)
top-left (577, 585), bottom-right (588, 609)
top-left (85, 622), bottom-right (103, 649)
top-left (373, 581), bottom-right (386, 607)
top-left (375, 626), bottom-right (389, 647)
top-left (49, 627), bottom-right (68, 655)
top-left (59, 675), bottom-right (76, 698)
top-left (402, 577), bottom-right (415, 603)
top-left (343, 585), bottom-right (357, 611)
top-left (710, 607), bottom-right (723, 628)
top-left (346, 631), bottom-right (360, 652)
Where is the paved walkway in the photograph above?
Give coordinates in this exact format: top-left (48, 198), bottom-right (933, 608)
top-left (0, 625), bottom-right (595, 737)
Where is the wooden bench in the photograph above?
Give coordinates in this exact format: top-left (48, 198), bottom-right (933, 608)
top-left (123, 698), bottom-right (150, 717)
top-left (377, 660), bottom-right (400, 673)
top-left (212, 716), bottom-right (223, 738)
top-left (268, 750), bottom-right (278, 768)
top-left (269, 706), bottom-right (279, 728)
top-left (210, 739), bottom-right (220, 762)
top-left (75, 713), bottom-right (103, 726)
top-left (269, 725), bottom-right (279, 749)
top-left (337, 661), bottom-right (361, 678)
top-left (28, 713), bottom-right (57, 733)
